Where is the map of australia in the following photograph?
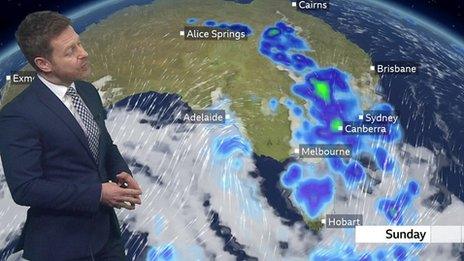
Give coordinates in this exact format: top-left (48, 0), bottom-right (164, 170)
top-left (2, 0), bottom-right (464, 260)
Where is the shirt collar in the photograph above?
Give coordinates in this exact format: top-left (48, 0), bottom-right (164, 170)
top-left (37, 74), bottom-right (75, 100)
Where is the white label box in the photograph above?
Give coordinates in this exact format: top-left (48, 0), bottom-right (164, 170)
top-left (356, 226), bottom-right (464, 244)
top-left (462, 226), bottom-right (464, 243)
top-left (430, 226), bottom-right (461, 243)
top-left (356, 226), bottom-right (431, 243)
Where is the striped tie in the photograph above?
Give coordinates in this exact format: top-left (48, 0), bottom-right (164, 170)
top-left (66, 86), bottom-right (100, 161)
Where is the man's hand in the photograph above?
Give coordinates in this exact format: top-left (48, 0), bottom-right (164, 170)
top-left (116, 172), bottom-right (142, 208)
top-left (116, 172), bottom-right (141, 189)
top-left (101, 182), bottom-right (142, 210)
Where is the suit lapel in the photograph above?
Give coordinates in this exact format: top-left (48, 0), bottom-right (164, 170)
top-left (32, 78), bottom-right (98, 167)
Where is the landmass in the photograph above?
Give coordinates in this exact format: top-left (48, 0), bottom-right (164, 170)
top-left (1, 0), bottom-right (378, 161)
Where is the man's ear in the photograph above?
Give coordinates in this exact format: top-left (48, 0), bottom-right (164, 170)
top-left (34, 56), bottom-right (53, 73)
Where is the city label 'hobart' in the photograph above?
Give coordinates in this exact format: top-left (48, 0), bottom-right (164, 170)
top-left (325, 214), bottom-right (363, 228)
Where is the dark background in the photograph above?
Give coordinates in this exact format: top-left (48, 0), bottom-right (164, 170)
top-left (389, 0), bottom-right (464, 36)
top-left (0, 0), bottom-right (463, 49)
top-left (0, 0), bottom-right (79, 49)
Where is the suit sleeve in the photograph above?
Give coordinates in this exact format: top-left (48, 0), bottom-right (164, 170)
top-left (88, 83), bottom-right (132, 178)
top-left (0, 110), bottom-right (102, 213)
top-left (102, 120), bottom-right (132, 178)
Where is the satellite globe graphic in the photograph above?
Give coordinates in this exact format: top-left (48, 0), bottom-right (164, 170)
top-left (0, 0), bottom-right (464, 260)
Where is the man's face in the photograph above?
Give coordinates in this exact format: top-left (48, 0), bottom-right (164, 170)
top-left (46, 26), bottom-right (91, 82)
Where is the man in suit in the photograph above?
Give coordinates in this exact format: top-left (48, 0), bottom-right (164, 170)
top-left (0, 11), bottom-right (142, 260)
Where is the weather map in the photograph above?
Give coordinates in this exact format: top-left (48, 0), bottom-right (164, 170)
top-left (1, 0), bottom-right (464, 260)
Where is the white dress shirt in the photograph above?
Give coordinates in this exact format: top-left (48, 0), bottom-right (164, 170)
top-left (37, 74), bottom-right (90, 136)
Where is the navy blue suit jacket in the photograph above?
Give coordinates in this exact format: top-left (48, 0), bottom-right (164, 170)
top-left (0, 77), bottom-right (131, 260)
